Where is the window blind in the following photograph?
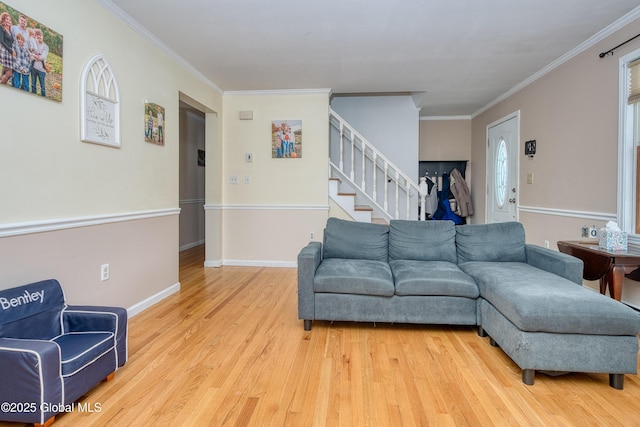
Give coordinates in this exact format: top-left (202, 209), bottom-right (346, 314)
top-left (629, 58), bottom-right (640, 104)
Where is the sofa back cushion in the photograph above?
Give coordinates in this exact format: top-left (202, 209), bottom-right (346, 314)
top-left (389, 220), bottom-right (457, 263)
top-left (0, 279), bottom-right (66, 339)
top-left (456, 222), bottom-right (526, 263)
top-left (323, 217), bottom-right (389, 261)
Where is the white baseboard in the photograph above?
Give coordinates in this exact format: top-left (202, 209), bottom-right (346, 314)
top-left (204, 259), bottom-right (296, 268)
top-left (222, 259), bottom-right (297, 268)
top-left (127, 282), bottom-right (180, 318)
top-left (180, 240), bottom-right (205, 252)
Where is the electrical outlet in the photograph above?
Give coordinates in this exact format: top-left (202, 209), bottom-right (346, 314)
top-left (230, 175), bottom-right (239, 184)
top-left (101, 264), bottom-right (110, 281)
top-left (310, 231), bottom-right (315, 240)
top-left (544, 240), bottom-right (550, 249)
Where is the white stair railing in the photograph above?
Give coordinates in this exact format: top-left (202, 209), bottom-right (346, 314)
top-left (329, 107), bottom-right (427, 221)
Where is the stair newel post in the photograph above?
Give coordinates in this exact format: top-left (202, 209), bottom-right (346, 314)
top-left (419, 177), bottom-right (427, 221)
top-left (384, 162), bottom-right (389, 211)
top-left (372, 152), bottom-right (377, 202)
top-left (395, 170), bottom-right (400, 219)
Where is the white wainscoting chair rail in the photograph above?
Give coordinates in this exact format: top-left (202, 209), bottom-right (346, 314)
top-left (518, 205), bottom-right (617, 222)
top-left (0, 208), bottom-right (180, 238)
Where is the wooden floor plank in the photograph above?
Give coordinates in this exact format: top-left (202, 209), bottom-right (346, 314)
top-left (3, 244), bottom-right (639, 427)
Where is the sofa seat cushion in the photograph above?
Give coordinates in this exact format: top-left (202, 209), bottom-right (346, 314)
top-left (314, 258), bottom-right (394, 297)
top-left (390, 260), bottom-right (479, 298)
top-left (460, 261), bottom-right (640, 336)
top-left (52, 332), bottom-right (115, 377)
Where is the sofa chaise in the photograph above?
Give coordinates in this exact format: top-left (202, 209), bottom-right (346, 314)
top-left (297, 218), bottom-right (640, 388)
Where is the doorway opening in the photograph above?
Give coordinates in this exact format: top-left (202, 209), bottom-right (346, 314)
top-left (179, 100), bottom-right (206, 253)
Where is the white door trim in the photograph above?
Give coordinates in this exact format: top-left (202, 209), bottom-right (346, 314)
top-left (485, 111), bottom-right (520, 223)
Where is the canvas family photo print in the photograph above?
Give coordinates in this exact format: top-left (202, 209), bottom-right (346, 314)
top-left (0, 1), bottom-right (63, 101)
top-left (271, 120), bottom-right (301, 158)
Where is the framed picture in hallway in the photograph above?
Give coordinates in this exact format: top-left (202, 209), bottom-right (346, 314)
top-left (145, 102), bottom-right (165, 145)
top-left (0, 1), bottom-right (64, 102)
top-left (271, 120), bottom-right (301, 158)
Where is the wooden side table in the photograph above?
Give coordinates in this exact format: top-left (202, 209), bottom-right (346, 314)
top-left (557, 240), bottom-right (640, 301)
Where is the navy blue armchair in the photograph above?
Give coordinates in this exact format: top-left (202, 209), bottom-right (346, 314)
top-left (0, 279), bottom-right (127, 426)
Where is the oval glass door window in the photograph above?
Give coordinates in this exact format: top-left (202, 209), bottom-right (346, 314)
top-left (495, 138), bottom-right (508, 207)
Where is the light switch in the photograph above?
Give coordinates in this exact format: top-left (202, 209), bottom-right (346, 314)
top-left (527, 173), bottom-right (534, 184)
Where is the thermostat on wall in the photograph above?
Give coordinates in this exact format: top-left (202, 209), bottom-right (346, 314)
top-left (239, 111), bottom-right (253, 120)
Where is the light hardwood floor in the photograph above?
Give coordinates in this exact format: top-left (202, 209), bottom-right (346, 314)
top-left (4, 245), bottom-right (640, 426)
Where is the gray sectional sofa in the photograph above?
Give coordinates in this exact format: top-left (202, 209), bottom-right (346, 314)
top-left (297, 218), bottom-right (640, 389)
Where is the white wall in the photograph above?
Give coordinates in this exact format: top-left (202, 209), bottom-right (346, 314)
top-left (0, 0), bottom-right (222, 312)
top-left (331, 95), bottom-right (419, 181)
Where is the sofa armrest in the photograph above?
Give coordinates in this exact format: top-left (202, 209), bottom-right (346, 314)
top-left (297, 242), bottom-right (322, 322)
top-left (63, 306), bottom-right (128, 367)
top-left (0, 338), bottom-right (63, 424)
top-left (526, 244), bottom-right (584, 285)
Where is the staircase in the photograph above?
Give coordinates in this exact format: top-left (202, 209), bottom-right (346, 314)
top-left (328, 177), bottom-right (376, 223)
top-left (329, 107), bottom-right (427, 223)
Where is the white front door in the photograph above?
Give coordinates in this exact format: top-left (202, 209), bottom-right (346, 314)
top-left (487, 114), bottom-right (519, 223)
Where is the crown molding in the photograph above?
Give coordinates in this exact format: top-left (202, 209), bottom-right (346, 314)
top-left (472, 6), bottom-right (640, 118)
top-left (96, 0), bottom-right (223, 94)
top-left (224, 88), bottom-right (332, 97)
top-left (420, 115), bottom-right (472, 121)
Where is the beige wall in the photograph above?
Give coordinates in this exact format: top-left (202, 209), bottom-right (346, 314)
top-left (419, 119), bottom-right (471, 161)
top-left (0, 215), bottom-right (178, 311)
top-left (470, 17), bottom-right (640, 307)
top-left (4, 1), bottom-right (639, 312)
top-left (472, 19), bottom-right (640, 224)
top-left (0, 0), bottom-right (222, 312)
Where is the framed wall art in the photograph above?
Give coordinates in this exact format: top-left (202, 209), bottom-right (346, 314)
top-left (80, 54), bottom-right (120, 147)
top-left (271, 120), bottom-right (301, 158)
top-left (0, 1), bottom-right (63, 101)
top-left (145, 102), bottom-right (165, 146)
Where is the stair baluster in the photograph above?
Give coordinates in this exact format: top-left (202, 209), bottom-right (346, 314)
top-left (329, 107), bottom-right (425, 222)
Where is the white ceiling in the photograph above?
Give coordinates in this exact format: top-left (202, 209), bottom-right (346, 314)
top-left (104, 0), bottom-right (640, 117)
